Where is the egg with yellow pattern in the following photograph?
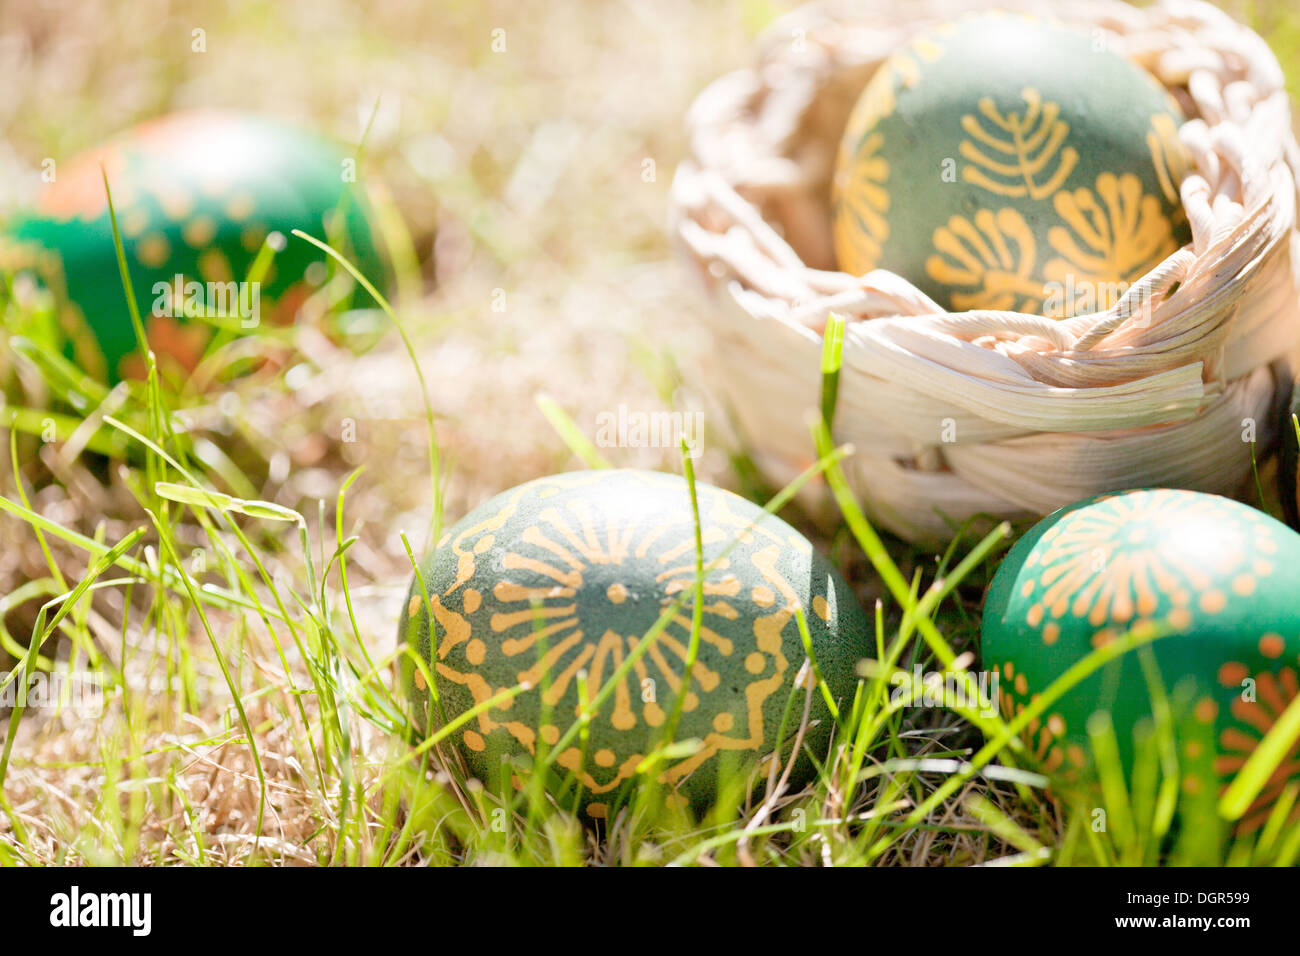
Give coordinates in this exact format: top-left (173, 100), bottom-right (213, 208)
top-left (398, 469), bottom-right (870, 820)
top-left (0, 109), bottom-right (388, 382)
top-left (982, 489), bottom-right (1300, 832)
top-left (833, 13), bottom-right (1192, 318)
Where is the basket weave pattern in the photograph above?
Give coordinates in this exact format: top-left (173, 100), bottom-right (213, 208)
top-left (671, 0), bottom-right (1300, 544)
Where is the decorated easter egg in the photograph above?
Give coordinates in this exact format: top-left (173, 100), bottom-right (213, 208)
top-left (0, 109), bottom-right (387, 382)
top-left (833, 13), bottom-right (1193, 318)
top-left (982, 489), bottom-right (1300, 831)
top-left (1278, 380), bottom-right (1300, 531)
top-left (398, 469), bottom-right (870, 819)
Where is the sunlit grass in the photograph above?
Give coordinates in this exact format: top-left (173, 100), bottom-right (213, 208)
top-left (1, 222), bottom-right (1297, 865)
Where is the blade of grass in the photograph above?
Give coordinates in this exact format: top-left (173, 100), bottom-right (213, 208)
top-left (1220, 689), bottom-right (1300, 821)
top-left (535, 393), bottom-right (612, 469)
top-left (291, 229), bottom-right (444, 549)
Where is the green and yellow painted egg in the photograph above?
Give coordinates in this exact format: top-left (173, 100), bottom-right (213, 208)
top-left (982, 489), bottom-right (1300, 831)
top-left (1277, 380), bottom-right (1300, 531)
top-left (398, 469), bottom-right (870, 819)
top-left (0, 109), bottom-right (387, 382)
top-left (833, 13), bottom-right (1193, 318)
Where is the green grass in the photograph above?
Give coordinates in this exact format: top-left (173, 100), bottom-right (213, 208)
top-left (1, 225), bottom-right (1298, 866)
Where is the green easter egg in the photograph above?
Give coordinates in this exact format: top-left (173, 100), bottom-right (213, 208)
top-left (0, 109), bottom-right (387, 382)
top-left (832, 13), bottom-right (1192, 318)
top-left (982, 489), bottom-right (1300, 832)
top-left (398, 469), bottom-right (870, 820)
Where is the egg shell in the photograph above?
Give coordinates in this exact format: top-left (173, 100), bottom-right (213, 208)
top-left (0, 109), bottom-right (387, 381)
top-left (833, 13), bottom-right (1192, 318)
top-left (398, 469), bottom-right (870, 819)
top-left (982, 489), bottom-right (1300, 832)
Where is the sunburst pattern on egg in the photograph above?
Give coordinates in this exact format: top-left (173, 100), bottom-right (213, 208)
top-left (398, 469), bottom-right (870, 819)
top-left (982, 489), bottom-right (1300, 831)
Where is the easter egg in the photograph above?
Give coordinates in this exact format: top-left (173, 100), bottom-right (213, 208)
top-left (982, 489), bottom-right (1300, 831)
top-left (832, 13), bottom-right (1193, 318)
top-left (0, 109), bottom-right (387, 382)
top-left (398, 469), bottom-right (870, 819)
top-left (1278, 380), bottom-right (1300, 531)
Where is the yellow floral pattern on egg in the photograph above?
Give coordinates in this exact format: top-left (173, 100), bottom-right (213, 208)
top-left (831, 131), bottom-right (891, 278)
top-left (830, 24), bottom-right (954, 277)
top-left (958, 88), bottom-right (1078, 200)
top-left (832, 14), bottom-right (1192, 318)
top-left (926, 207), bottom-right (1043, 313)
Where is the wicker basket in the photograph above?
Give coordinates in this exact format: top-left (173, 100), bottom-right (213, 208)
top-left (671, 0), bottom-right (1300, 545)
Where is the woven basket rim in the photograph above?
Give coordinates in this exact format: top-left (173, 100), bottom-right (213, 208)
top-left (671, 0), bottom-right (1300, 544)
